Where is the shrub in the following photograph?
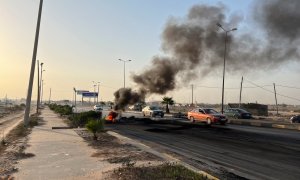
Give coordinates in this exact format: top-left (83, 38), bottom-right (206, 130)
top-left (48, 103), bottom-right (73, 116)
top-left (71, 111), bottom-right (101, 127)
top-left (86, 119), bottom-right (105, 140)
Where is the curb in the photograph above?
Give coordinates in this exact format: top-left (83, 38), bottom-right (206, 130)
top-left (108, 131), bottom-right (219, 180)
top-left (228, 119), bottom-right (300, 131)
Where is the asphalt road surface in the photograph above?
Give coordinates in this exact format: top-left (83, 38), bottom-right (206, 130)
top-left (106, 118), bottom-right (300, 180)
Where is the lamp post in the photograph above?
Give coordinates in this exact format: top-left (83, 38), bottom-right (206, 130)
top-left (97, 82), bottom-right (100, 104)
top-left (40, 65), bottom-right (45, 106)
top-left (217, 23), bottom-right (237, 114)
top-left (41, 80), bottom-right (45, 104)
top-left (118, 59), bottom-right (132, 88)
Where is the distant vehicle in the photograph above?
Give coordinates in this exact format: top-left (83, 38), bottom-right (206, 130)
top-left (290, 115), bottom-right (300, 123)
top-left (142, 106), bottom-right (164, 118)
top-left (224, 108), bottom-right (252, 119)
top-left (93, 105), bottom-right (103, 111)
top-left (187, 108), bottom-right (227, 125)
top-left (128, 104), bottom-right (142, 111)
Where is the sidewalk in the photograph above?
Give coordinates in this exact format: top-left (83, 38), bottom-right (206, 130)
top-left (14, 107), bottom-right (109, 180)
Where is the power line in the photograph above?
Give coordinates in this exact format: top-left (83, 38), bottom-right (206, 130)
top-left (244, 78), bottom-right (300, 102)
top-left (276, 85), bottom-right (300, 90)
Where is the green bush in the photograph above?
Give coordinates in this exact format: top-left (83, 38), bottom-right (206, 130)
top-left (71, 111), bottom-right (101, 127)
top-left (86, 119), bottom-right (105, 140)
top-left (48, 103), bottom-right (73, 116)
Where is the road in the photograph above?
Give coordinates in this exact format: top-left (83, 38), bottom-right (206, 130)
top-left (105, 117), bottom-right (300, 180)
top-left (0, 111), bottom-right (25, 138)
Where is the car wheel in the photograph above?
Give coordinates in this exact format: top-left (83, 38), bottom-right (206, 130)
top-left (161, 114), bottom-right (164, 118)
top-left (206, 118), bottom-right (212, 125)
top-left (190, 116), bottom-right (195, 123)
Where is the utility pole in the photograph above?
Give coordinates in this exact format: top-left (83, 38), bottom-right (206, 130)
top-left (48, 88), bottom-right (51, 104)
top-left (41, 80), bottom-right (44, 104)
top-left (239, 76), bottom-right (243, 108)
top-left (97, 82), bottom-right (100, 104)
top-left (24, 0), bottom-right (43, 126)
top-left (73, 88), bottom-right (77, 111)
top-left (36, 60), bottom-right (40, 114)
top-left (273, 83), bottom-right (279, 116)
top-left (191, 84), bottom-right (194, 106)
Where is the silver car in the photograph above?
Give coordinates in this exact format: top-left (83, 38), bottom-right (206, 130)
top-left (142, 106), bottom-right (164, 118)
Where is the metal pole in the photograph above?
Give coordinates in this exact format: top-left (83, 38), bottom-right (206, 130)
top-left (221, 32), bottom-right (227, 114)
top-left (48, 88), bottom-right (51, 104)
top-left (239, 76), bottom-right (243, 108)
top-left (97, 83), bottom-right (99, 104)
top-left (273, 83), bottom-right (279, 115)
top-left (24, 0), bottom-right (43, 126)
top-left (123, 61), bottom-right (125, 88)
top-left (41, 80), bottom-right (44, 104)
top-left (191, 84), bottom-right (194, 106)
top-left (36, 60), bottom-right (40, 114)
top-left (39, 63), bottom-right (44, 106)
top-left (93, 84), bottom-right (96, 104)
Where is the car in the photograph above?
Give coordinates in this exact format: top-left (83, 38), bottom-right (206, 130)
top-left (142, 106), bottom-right (164, 118)
top-left (224, 108), bottom-right (252, 119)
top-left (290, 115), bottom-right (300, 123)
top-left (187, 108), bottom-right (227, 125)
top-left (93, 104), bottom-right (103, 111)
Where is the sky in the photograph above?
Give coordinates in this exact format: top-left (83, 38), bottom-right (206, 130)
top-left (0, 0), bottom-right (300, 105)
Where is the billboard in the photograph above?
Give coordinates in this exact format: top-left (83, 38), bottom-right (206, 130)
top-left (76, 90), bottom-right (89, 95)
top-left (82, 92), bottom-right (98, 97)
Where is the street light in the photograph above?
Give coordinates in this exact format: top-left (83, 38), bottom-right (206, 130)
top-left (40, 67), bottom-right (45, 106)
top-left (118, 59), bottom-right (132, 88)
top-left (216, 23), bottom-right (237, 114)
top-left (41, 80), bottom-right (45, 104)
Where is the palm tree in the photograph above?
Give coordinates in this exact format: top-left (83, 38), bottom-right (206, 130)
top-left (161, 97), bottom-right (175, 114)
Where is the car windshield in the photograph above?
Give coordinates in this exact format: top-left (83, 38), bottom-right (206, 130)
top-left (203, 109), bottom-right (219, 114)
top-left (150, 106), bottom-right (160, 110)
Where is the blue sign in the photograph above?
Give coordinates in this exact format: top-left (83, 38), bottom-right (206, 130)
top-left (82, 92), bottom-right (98, 97)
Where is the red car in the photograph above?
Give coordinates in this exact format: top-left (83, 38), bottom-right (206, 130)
top-left (187, 108), bottom-right (228, 125)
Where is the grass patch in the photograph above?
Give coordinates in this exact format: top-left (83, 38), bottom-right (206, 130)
top-left (112, 162), bottom-right (208, 180)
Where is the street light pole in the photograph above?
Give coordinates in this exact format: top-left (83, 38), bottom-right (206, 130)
top-left (41, 80), bottom-right (44, 104)
top-left (24, 0), bottom-right (43, 126)
top-left (97, 82), bottom-right (100, 104)
top-left (39, 65), bottom-right (45, 106)
top-left (217, 23), bottom-right (237, 114)
top-left (36, 60), bottom-right (40, 114)
top-left (118, 59), bottom-right (132, 88)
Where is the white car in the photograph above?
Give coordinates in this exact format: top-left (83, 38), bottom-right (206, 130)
top-left (93, 105), bottom-right (103, 111)
top-left (142, 106), bottom-right (164, 118)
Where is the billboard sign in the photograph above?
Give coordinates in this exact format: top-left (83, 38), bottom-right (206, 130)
top-left (82, 92), bottom-right (98, 97)
top-left (76, 90), bottom-right (89, 95)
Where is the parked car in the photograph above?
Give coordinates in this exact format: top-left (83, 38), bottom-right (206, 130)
top-left (142, 106), bottom-right (164, 118)
top-left (290, 115), bottom-right (300, 123)
top-left (187, 108), bottom-right (227, 125)
top-left (224, 108), bottom-right (252, 119)
top-left (93, 105), bottom-right (103, 111)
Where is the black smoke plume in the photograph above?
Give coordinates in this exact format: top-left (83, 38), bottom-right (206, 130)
top-left (114, 1), bottom-right (300, 110)
top-left (113, 88), bottom-right (146, 110)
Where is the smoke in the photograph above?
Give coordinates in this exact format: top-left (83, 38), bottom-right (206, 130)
top-left (113, 0), bottom-right (300, 110)
top-left (113, 88), bottom-right (146, 110)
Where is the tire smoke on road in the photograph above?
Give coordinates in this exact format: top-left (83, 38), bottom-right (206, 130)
top-left (114, 1), bottom-right (300, 110)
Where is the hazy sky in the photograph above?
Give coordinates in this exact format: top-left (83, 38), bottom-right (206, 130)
top-left (1, 0), bottom-right (300, 105)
